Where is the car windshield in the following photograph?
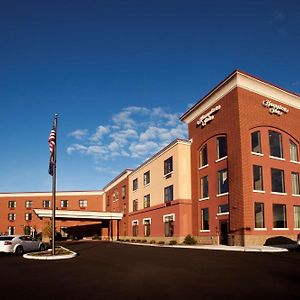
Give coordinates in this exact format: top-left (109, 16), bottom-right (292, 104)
top-left (0, 237), bottom-right (14, 241)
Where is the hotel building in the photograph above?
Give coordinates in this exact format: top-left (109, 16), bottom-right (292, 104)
top-left (0, 70), bottom-right (299, 246)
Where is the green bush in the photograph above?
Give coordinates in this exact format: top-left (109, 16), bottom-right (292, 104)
top-left (136, 239), bottom-right (141, 243)
top-left (141, 239), bottom-right (147, 243)
top-left (150, 240), bottom-right (156, 244)
top-left (92, 234), bottom-right (100, 240)
top-left (169, 240), bottom-right (177, 245)
top-left (158, 241), bottom-right (165, 245)
top-left (125, 239), bottom-right (130, 242)
top-left (131, 239), bottom-right (136, 242)
top-left (183, 234), bottom-right (197, 245)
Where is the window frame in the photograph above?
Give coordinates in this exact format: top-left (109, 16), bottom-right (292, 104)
top-left (269, 130), bottom-right (283, 158)
top-left (143, 171), bottom-right (150, 185)
top-left (164, 156), bottom-right (173, 175)
top-left (200, 175), bottom-right (209, 199)
top-left (254, 202), bottom-right (265, 229)
top-left (216, 136), bottom-right (227, 160)
top-left (271, 168), bottom-right (285, 194)
top-left (272, 204), bottom-right (287, 229)
top-left (199, 144), bottom-right (208, 168)
top-left (164, 185), bottom-right (174, 203)
top-left (251, 131), bottom-right (262, 154)
top-left (201, 208), bottom-right (209, 231)
top-left (143, 194), bottom-right (150, 209)
top-left (217, 169), bottom-right (228, 195)
top-left (253, 165), bottom-right (264, 191)
top-left (289, 140), bottom-right (299, 162)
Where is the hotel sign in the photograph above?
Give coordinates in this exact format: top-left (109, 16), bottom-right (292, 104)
top-left (197, 105), bottom-right (221, 127)
top-left (262, 100), bottom-right (289, 116)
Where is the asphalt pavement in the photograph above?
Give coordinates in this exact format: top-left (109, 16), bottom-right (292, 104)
top-left (1, 241), bottom-right (299, 300)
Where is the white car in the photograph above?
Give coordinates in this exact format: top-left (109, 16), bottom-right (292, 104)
top-left (0, 235), bottom-right (46, 255)
top-left (297, 233), bottom-right (300, 246)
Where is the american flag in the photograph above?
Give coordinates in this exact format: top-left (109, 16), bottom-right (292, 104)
top-left (48, 126), bottom-right (56, 176)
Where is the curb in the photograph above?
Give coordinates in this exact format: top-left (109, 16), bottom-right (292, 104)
top-left (23, 246), bottom-right (77, 260)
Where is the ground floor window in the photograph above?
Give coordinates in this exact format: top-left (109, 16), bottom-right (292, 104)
top-left (254, 202), bottom-right (265, 228)
top-left (201, 208), bottom-right (209, 230)
top-left (143, 219), bottom-right (151, 237)
top-left (164, 214), bottom-right (174, 237)
top-left (132, 220), bottom-right (138, 237)
top-left (273, 204), bottom-right (287, 228)
top-left (8, 226), bottom-right (15, 235)
top-left (294, 206), bottom-right (300, 229)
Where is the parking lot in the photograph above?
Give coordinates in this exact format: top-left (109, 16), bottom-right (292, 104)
top-left (1, 241), bottom-right (300, 300)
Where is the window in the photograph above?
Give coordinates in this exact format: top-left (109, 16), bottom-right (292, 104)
top-left (143, 171), bottom-right (150, 185)
top-left (106, 195), bottom-right (110, 207)
top-left (201, 208), bottom-right (209, 230)
top-left (122, 185), bottom-right (126, 198)
top-left (79, 200), bottom-right (88, 208)
top-left (25, 213), bottom-right (32, 221)
top-left (164, 156), bottom-right (173, 175)
top-left (273, 204), bottom-right (287, 228)
top-left (251, 131), bottom-right (262, 154)
top-left (218, 204), bottom-right (229, 214)
top-left (113, 188), bottom-right (119, 201)
top-left (269, 130), bottom-right (283, 158)
top-left (143, 219), bottom-right (151, 237)
top-left (25, 200), bottom-right (33, 208)
top-left (133, 199), bottom-right (138, 211)
top-left (164, 185), bottom-right (174, 203)
top-left (253, 165), bottom-right (263, 191)
top-left (291, 172), bottom-right (300, 195)
top-left (294, 206), bottom-right (300, 228)
top-left (8, 213), bottom-right (16, 221)
top-left (200, 144), bottom-right (208, 167)
top-left (132, 221), bottom-right (138, 237)
top-left (43, 200), bottom-right (50, 208)
top-left (254, 203), bottom-right (265, 228)
top-left (61, 200), bottom-right (68, 208)
top-left (164, 215), bottom-right (174, 237)
top-left (217, 169), bottom-right (228, 194)
top-left (200, 176), bottom-right (209, 198)
top-left (217, 136), bottom-right (227, 159)
top-left (143, 194), bottom-right (150, 208)
top-left (290, 140), bottom-right (299, 162)
top-left (271, 168), bottom-right (285, 193)
top-left (8, 226), bottom-right (15, 235)
top-left (8, 201), bottom-right (16, 208)
top-left (133, 178), bottom-right (138, 191)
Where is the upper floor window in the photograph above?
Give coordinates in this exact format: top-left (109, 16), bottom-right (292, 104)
top-left (218, 204), bottom-right (229, 214)
top-left (8, 213), bottom-right (16, 221)
top-left (143, 194), bottom-right (150, 208)
top-left (25, 213), bottom-right (32, 221)
top-left (200, 144), bottom-right (208, 167)
top-left (25, 200), bottom-right (33, 208)
top-left (290, 140), bottom-right (299, 162)
top-left (271, 168), bottom-right (285, 193)
top-left (143, 171), bottom-right (150, 185)
top-left (200, 176), bottom-right (209, 198)
top-left (217, 136), bottom-right (227, 159)
top-left (292, 172), bottom-right (300, 195)
top-left (253, 165), bottom-right (263, 191)
top-left (164, 156), bottom-right (173, 175)
top-left (61, 200), bottom-right (68, 208)
top-left (164, 185), bottom-right (174, 203)
top-left (269, 130), bottom-right (283, 158)
top-left (79, 199), bottom-right (88, 208)
top-left (251, 131), bottom-right (262, 154)
top-left (106, 195), bottom-right (110, 207)
top-left (133, 199), bottom-right (138, 212)
top-left (43, 200), bottom-right (50, 208)
top-left (133, 178), bottom-right (138, 191)
top-left (217, 169), bottom-right (228, 194)
top-left (8, 201), bottom-right (16, 208)
top-left (122, 185), bottom-right (126, 198)
top-left (113, 188), bottom-right (119, 201)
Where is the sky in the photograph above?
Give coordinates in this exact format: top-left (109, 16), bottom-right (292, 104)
top-left (0, 0), bottom-right (300, 192)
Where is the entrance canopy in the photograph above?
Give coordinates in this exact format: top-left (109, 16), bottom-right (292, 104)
top-left (34, 209), bottom-right (123, 220)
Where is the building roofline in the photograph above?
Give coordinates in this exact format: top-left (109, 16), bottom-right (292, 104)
top-left (0, 190), bottom-right (104, 197)
top-left (180, 69), bottom-right (300, 122)
top-left (103, 169), bottom-right (133, 191)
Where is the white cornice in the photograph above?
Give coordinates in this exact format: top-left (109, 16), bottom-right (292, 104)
top-left (0, 191), bottom-right (104, 198)
top-left (181, 71), bottom-right (300, 124)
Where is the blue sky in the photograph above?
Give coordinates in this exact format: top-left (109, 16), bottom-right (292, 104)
top-left (1, 0), bottom-right (299, 192)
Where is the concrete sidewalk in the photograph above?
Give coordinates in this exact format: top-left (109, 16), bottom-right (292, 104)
top-left (117, 241), bottom-right (298, 252)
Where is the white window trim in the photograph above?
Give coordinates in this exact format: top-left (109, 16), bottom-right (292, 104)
top-left (199, 164), bottom-right (209, 170)
top-left (216, 192), bottom-right (229, 197)
top-left (163, 213), bottom-right (175, 222)
top-left (254, 228), bottom-right (267, 231)
top-left (215, 156), bottom-right (227, 163)
top-left (144, 183), bottom-right (150, 188)
top-left (290, 160), bottom-right (300, 164)
top-left (293, 228), bottom-right (300, 230)
top-left (131, 220), bottom-right (139, 226)
top-left (199, 197), bottom-right (210, 201)
top-left (272, 228), bottom-right (289, 230)
top-left (217, 212), bottom-right (229, 216)
top-left (253, 190), bottom-right (266, 193)
top-left (292, 194), bottom-right (300, 197)
top-left (270, 192), bottom-right (287, 196)
top-left (251, 152), bottom-right (264, 156)
top-left (269, 156), bottom-right (285, 161)
top-left (143, 218), bottom-right (151, 225)
top-left (163, 171), bottom-right (174, 178)
top-left (200, 230), bottom-right (210, 233)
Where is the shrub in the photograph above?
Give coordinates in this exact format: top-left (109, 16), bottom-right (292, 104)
top-left (136, 239), bottom-right (141, 243)
top-left (169, 240), bottom-right (177, 245)
top-left (125, 239), bottom-right (130, 242)
top-left (183, 234), bottom-right (197, 245)
top-left (92, 234), bottom-right (100, 240)
top-left (158, 241), bottom-right (165, 245)
top-left (141, 239), bottom-right (147, 243)
top-left (131, 239), bottom-right (136, 242)
top-left (150, 240), bottom-right (156, 244)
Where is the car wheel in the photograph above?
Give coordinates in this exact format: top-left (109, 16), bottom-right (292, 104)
top-left (39, 244), bottom-right (46, 251)
top-left (15, 246), bottom-right (24, 256)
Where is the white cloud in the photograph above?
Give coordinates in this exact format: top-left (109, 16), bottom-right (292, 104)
top-left (129, 141), bottom-right (159, 158)
top-left (68, 129), bottom-right (88, 140)
top-left (90, 125), bottom-right (110, 142)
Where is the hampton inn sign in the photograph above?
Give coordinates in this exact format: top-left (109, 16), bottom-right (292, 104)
top-left (196, 105), bottom-right (221, 127)
top-left (262, 100), bottom-right (289, 116)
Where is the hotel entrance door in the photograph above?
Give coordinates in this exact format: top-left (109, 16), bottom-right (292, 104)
top-left (219, 220), bottom-right (229, 245)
